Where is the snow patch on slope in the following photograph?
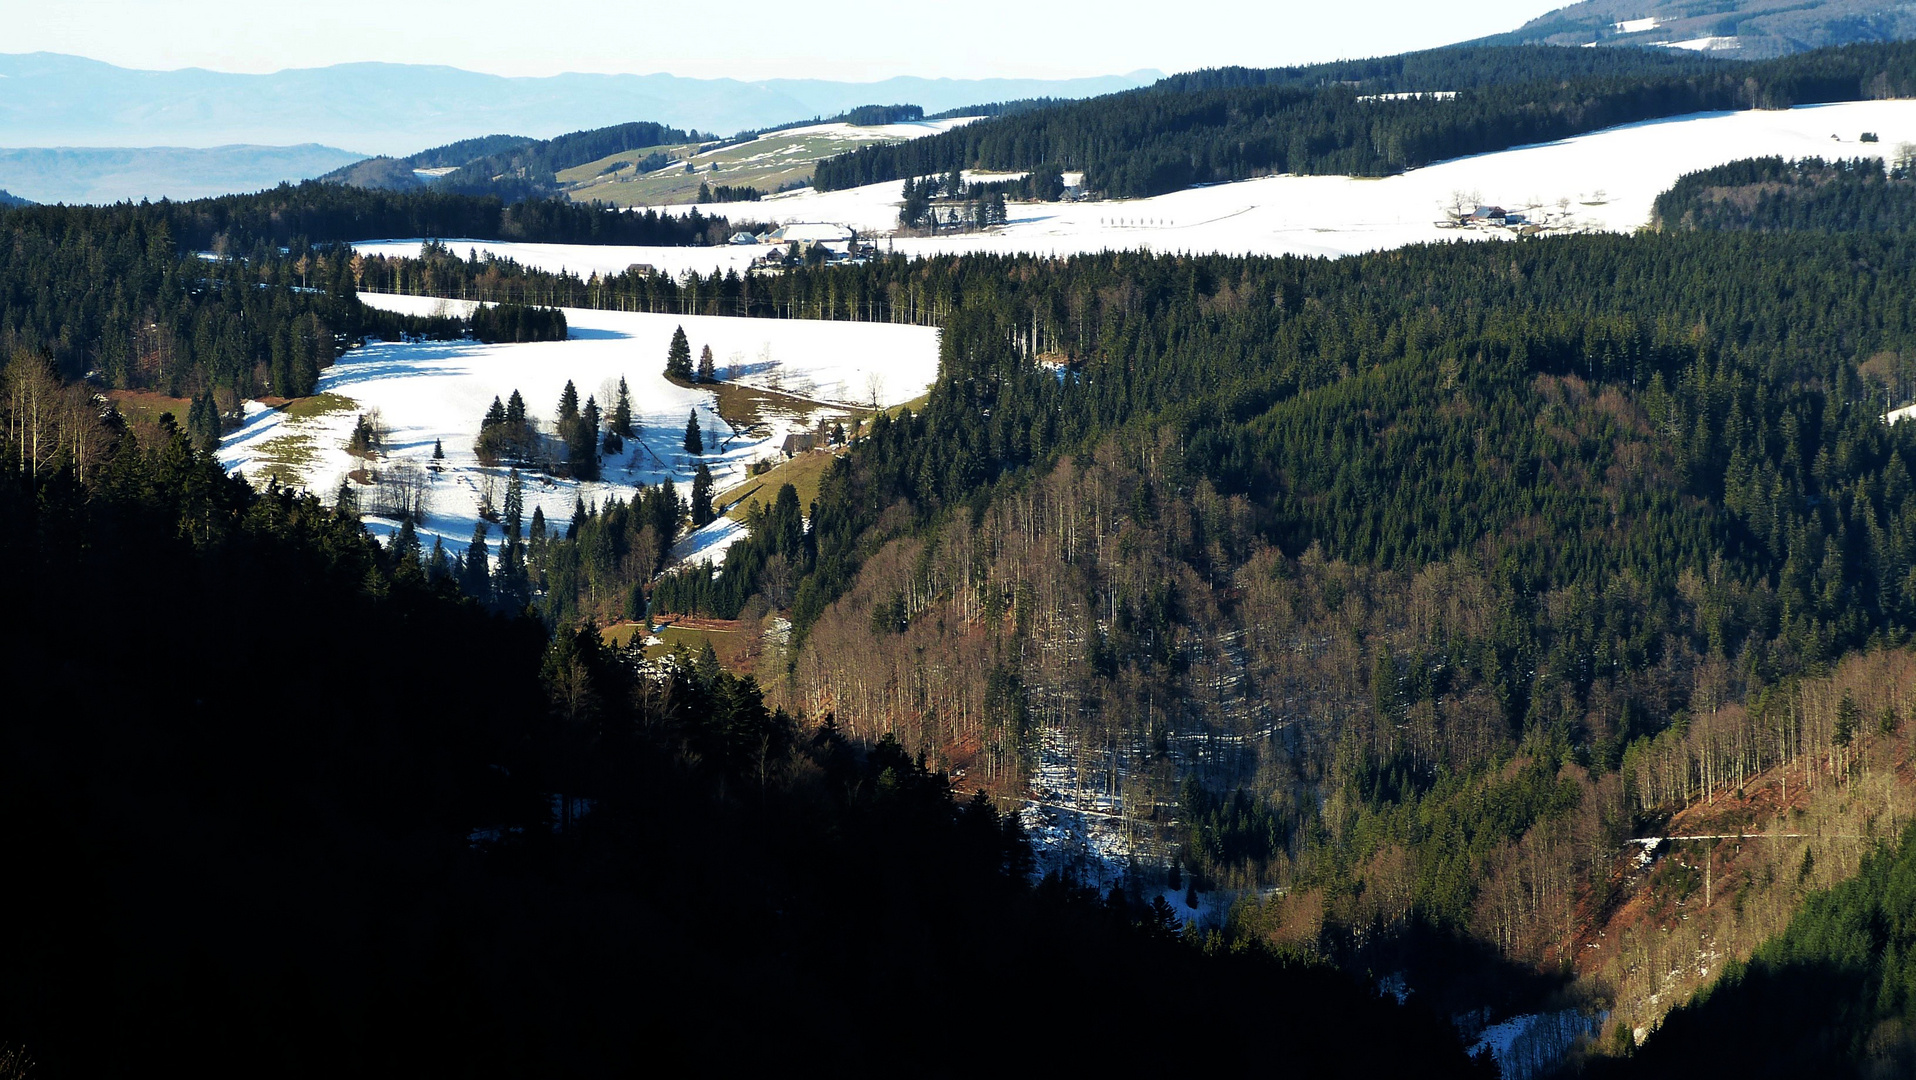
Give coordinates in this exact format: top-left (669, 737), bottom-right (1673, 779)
top-left (220, 296), bottom-right (938, 554)
top-left (360, 101), bottom-right (1916, 279)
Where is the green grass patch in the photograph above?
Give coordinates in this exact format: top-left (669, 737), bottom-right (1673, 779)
top-left (644, 624), bottom-right (754, 666)
top-left (602, 621), bottom-right (756, 668)
top-left (708, 380), bottom-right (859, 433)
top-left (243, 393), bottom-right (358, 487)
top-left (281, 392), bottom-right (358, 420)
top-left (718, 447), bottom-right (844, 523)
top-left (561, 129), bottom-right (910, 207)
top-left (251, 433), bottom-right (320, 487)
top-left (106, 390), bottom-right (193, 429)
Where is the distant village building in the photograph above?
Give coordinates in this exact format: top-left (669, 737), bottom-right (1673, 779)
top-left (728, 232), bottom-right (759, 245)
top-left (764, 223), bottom-right (854, 246)
top-left (780, 432), bottom-right (822, 457)
top-left (1462, 205), bottom-right (1508, 225)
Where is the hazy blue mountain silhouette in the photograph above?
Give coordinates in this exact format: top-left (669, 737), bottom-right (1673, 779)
top-left (0, 53), bottom-right (1161, 156)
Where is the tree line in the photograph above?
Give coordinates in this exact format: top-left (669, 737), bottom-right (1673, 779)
top-left (812, 41), bottom-right (1916, 198)
top-left (0, 213), bottom-right (571, 446)
top-left (6, 180), bottom-right (727, 255)
top-left (1655, 153), bottom-right (1916, 232)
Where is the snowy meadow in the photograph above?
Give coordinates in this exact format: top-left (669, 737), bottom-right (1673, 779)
top-left (358, 99), bottom-right (1916, 280)
top-left (218, 295), bottom-right (940, 561)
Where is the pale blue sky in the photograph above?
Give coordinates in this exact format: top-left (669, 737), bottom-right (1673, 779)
top-left (5, 0), bottom-right (1559, 81)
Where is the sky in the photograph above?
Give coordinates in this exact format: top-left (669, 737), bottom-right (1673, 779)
top-left (6, 0), bottom-right (1561, 81)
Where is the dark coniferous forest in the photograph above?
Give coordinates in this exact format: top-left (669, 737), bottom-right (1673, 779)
top-left (21, 33), bottom-right (1916, 1078)
top-left (1655, 153), bottom-right (1916, 231)
top-left (0, 375), bottom-right (1484, 1077)
top-left (814, 41), bottom-right (1916, 196)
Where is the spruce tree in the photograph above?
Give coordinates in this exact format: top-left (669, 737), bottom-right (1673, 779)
top-left (187, 391), bottom-right (220, 451)
top-left (504, 469), bottom-right (524, 542)
top-left (684, 411), bottom-right (704, 455)
top-left (697, 344), bottom-right (716, 383)
top-left (557, 381), bottom-right (580, 426)
top-left (427, 535), bottom-right (451, 584)
top-left (506, 390), bottom-right (527, 426)
top-left (666, 325), bottom-right (692, 380)
top-left (612, 376), bottom-right (633, 436)
top-left (462, 521), bottom-right (491, 603)
top-left (568, 495), bottom-right (587, 540)
top-left (392, 518), bottom-right (424, 581)
top-left (494, 541), bottom-right (530, 612)
top-left (433, 438), bottom-right (445, 460)
top-left (565, 396), bottom-right (601, 480)
top-left (691, 461), bottom-right (715, 527)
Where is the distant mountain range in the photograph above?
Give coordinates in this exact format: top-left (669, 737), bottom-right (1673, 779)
top-left (0, 53), bottom-right (1160, 156)
top-left (0, 144), bottom-right (365, 205)
top-left (1477, 0), bottom-right (1916, 58)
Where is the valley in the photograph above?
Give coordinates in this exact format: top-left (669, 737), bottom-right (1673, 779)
top-left (21, 12), bottom-right (1916, 1077)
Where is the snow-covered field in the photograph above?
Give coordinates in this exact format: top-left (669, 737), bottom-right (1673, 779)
top-left (218, 295), bottom-right (939, 556)
top-left (748, 99), bottom-right (1916, 260)
top-left (358, 100), bottom-right (1916, 280)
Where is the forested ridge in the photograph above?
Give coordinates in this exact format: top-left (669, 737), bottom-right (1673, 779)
top-left (372, 222), bottom-right (1916, 1062)
top-left (0, 187), bottom-right (695, 443)
top-left (1655, 153), bottom-right (1916, 233)
top-left (0, 364), bottom-right (1485, 1075)
top-left (813, 41), bottom-right (1916, 197)
top-left (427, 120), bottom-right (712, 200)
top-left (70, 180), bottom-right (724, 252)
top-left (20, 56), bottom-right (1916, 1064)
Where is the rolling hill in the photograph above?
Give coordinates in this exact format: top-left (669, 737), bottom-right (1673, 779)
top-left (325, 112), bottom-right (982, 206)
top-left (1481, 0), bottom-right (1916, 58)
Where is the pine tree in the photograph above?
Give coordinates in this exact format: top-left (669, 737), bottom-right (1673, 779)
top-left (697, 344), bottom-right (716, 383)
top-left (691, 461), bottom-right (715, 527)
top-left (557, 381), bottom-right (580, 426)
top-left (186, 391), bottom-right (220, 451)
top-left (568, 495), bottom-right (587, 540)
top-left (462, 521), bottom-right (491, 603)
top-left (529, 505), bottom-right (548, 560)
top-left (666, 325), bottom-right (692, 380)
top-left (392, 517), bottom-right (424, 581)
top-left (427, 535), bottom-right (451, 584)
top-left (696, 180), bottom-right (712, 203)
top-left (476, 396), bottom-right (508, 465)
top-left (566, 395), bottom-right (601, 480)
top-left (504, 469), bottom-right (524, 542)
top-left (684, 411), bottom-right (704, 455)
top-left (612, 375), bottom-right (633, 436)
top-left (506, 390), bottom-right (527, 426)
top-left (494, 540), bottom-right (530, 612)
top-left (433, 438), bottom-right (445, 460)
